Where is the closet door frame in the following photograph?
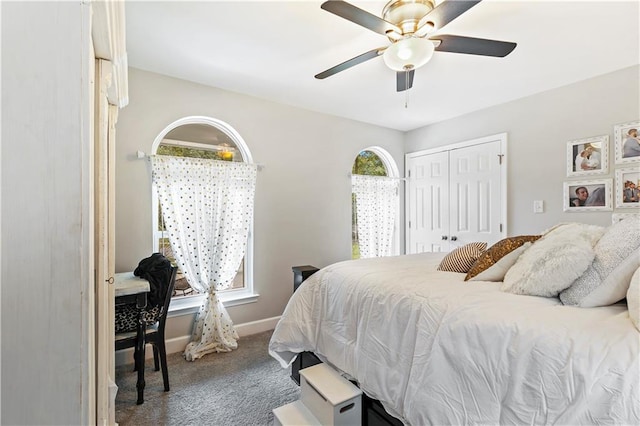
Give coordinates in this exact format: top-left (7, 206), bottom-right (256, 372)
top-left (405, 133), bottom-right (508, 254)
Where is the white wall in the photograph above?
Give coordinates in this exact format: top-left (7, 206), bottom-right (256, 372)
top-left (1, 2), bottom-right (92, 424)
top-left (405, 65), bottom-right (640, 235)
top-left (117, 66), bottom-right (639, 348)
top-left (115, 68), bottom-right (405, 332)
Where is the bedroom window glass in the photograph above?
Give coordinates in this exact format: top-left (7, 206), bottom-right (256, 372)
top-left (151, 118), bottom-right (256, 307)
top-left (351, 148), bottom-right (400, 259)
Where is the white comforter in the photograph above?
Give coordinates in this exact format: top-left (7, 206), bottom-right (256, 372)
top-left (269, 253), bottom-right (640, 425)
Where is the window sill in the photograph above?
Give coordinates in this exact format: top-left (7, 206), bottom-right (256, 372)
top-left (167, 291), bottom-right (260, 317)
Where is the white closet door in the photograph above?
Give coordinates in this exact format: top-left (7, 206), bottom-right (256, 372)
top-left (406, 135), bottom-right (506, 254)
top-left (406, 150), bottom-right (450, 253)
top-left (449, 140), bottom-right (503, 247)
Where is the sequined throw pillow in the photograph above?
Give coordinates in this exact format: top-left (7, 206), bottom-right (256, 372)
top-left (437, 242), bottom-right (488, 273)
top-left (465, 235), bottom-right (541, 281)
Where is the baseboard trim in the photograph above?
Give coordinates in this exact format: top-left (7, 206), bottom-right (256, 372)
top-left (115, 315), bottom-right (281, 366)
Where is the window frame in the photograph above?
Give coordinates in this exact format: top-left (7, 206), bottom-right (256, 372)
top-left (150, 116), bottom-right (258, 314)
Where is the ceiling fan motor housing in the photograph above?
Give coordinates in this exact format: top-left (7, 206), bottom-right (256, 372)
top-left (383, 0), bottom-right (435, 38)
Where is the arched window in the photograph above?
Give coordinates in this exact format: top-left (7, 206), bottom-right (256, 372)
top-left (151, 116), bottom-right (256, 306)
top-left (351, 147), bottom-right (400, 259)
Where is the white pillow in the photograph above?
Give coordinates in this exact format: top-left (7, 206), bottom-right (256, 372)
top-left (560, 216), bottom-right (640, 307)
top-left (628, 267), bottom-right (640, 332)
top-left (501, 223), bottom-right (605, 297)
top-left (469, 242), bottom-right (532, 282)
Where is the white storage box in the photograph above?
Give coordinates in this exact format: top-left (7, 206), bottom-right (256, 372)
top-left (300, 363), bottom-right (362, 426)
top-left (273, 400), bottom-right (321, 426)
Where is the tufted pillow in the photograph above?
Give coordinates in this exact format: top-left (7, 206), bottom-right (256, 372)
top-left (437, 242), bottom-right (488, 273)
top-left (628, 267), bottom-right (640, 332)
top-left (467, 242), bottom-right (533, 282)
top-left (560, 216), bottom-right (640, 307)
top-left (501, 223), bottom-right (605, 297)
top-left (465, 235), bottom-right (541, 281)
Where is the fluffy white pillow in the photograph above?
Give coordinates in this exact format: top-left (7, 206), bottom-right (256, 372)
top-left (560, 216), bottom-right (640, 307)
top-left (628, 267), bottom-right (640, 332)
top-left (469, 242), bottom-right (532, 282)
top-left (501, 223), bottom-right (605, 297)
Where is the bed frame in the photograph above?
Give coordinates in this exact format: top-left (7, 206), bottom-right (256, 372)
top-left (291, 266), bottom-right (403, 426)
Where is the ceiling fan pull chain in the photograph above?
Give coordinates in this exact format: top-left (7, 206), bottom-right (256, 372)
top-left (404, 69), bottom-right (409, 108)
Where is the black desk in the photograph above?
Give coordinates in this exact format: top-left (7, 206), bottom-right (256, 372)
top-left (115, 272), bottom-right (150, 405)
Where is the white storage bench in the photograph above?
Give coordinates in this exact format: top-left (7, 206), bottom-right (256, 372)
top-left (273, 363), bottom-right (362, 426)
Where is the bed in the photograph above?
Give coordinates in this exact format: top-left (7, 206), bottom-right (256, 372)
top-left (269, 219), bottom-right (640, 425)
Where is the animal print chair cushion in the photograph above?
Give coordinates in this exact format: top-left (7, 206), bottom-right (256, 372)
top-left (465, 235), bottom-right (541, 281)
top-left (437, 242), bottom-right (488, 273)
top-left (115, 304), bottom-right (162, 334)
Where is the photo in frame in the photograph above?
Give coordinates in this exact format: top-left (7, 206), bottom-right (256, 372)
top-left (563, 179), bottom-right (612, 212)
top-left (566, 135), bottom-right (608, 177)
top-left (615, 168), bottom-right (640, 208)
top-left (614, 120), bottom-right (640, 164)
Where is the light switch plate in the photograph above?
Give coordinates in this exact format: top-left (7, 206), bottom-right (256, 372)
top-left (533, 200), bottom-right (544, 213)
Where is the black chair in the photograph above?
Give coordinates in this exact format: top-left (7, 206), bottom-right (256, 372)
top-left (115, 266), bottom-right (177, 396)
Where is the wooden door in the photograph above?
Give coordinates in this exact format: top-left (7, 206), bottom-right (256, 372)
top-left (95, 59), bottom-right (116, 425)
top-left (406, 150), bottom-right (450, 253)
top-left (448, 140), bottom-right (503, 248)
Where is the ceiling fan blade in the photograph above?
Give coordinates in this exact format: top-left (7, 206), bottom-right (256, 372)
top-left (415, 0), bottom-right (481, 37)
top-left (396, 69), bottom-right (415, 92)
top-left (321, 1), bottom-right (401, 37)
top-left (432, 34), bottom-right (516, 57)
top-left (315, 48), bottom-right (384, 80)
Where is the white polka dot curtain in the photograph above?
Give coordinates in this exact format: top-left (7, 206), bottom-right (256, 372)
top-left (151, 155), bottom-right (257, 361)
top-left (351, 174), bottom-right (398, 258)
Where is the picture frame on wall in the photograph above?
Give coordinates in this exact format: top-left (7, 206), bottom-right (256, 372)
top-left (563, 179), bottom-right (612, 212)
top-left (566, 135), bottom-right (608, 177)
top-left (614, 120), bottom-right (640, 164)
top-left (615, 168), bottom-right (640, 208)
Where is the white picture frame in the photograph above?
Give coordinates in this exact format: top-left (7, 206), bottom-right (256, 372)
top-left (614, 120), bottom-right (640, 164)
top-left (563, 179), bottom-right (613, 212)
top-left (566, 135), bottom-right (609, 177)
top-left (615, 167), bottom-right (640, 208)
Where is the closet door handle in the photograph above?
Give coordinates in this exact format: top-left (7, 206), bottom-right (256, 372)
top-left (450, 236), bottom-right (458, 241)
top-left (441, 236), bottom-right (448, 240)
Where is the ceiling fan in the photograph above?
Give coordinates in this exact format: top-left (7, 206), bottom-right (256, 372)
top-left (315, 0), bottom-right (517, 92)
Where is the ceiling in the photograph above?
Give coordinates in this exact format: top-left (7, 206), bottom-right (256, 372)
top-left (125, 1), bottom-right (640, 132)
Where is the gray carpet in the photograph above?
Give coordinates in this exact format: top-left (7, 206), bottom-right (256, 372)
top-left (115, 330), bottom-right (300, 425)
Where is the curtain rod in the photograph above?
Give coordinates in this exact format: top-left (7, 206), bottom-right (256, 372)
top-left (136, 151), bottom-right (264, 170)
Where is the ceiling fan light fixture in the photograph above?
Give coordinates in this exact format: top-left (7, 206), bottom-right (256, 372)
top-left (383, 37), bottom-right (434, 72)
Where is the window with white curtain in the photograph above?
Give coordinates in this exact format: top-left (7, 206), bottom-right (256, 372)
top-left (150, 118), bottom-right (257, 309)
top-left (351, 147), bottom-right (400, 259)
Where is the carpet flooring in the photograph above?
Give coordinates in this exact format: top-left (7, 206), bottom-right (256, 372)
top-left (115, 330), bottom-right (300, 425)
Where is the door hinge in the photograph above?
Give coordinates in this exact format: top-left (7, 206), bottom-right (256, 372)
top-left (407, 169), bottom-right (411, 178)
top-left (408, 220), bottom-right (411, 229)
top-left (500, 223), bottom-right (503, 232)
top-left (498, 154), bottom-right (504, 165)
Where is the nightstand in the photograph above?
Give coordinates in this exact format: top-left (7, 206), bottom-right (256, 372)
top-left (290, 264), bottom-right (321, 385)
top-left (292, 265), bottom-right (319, 293)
